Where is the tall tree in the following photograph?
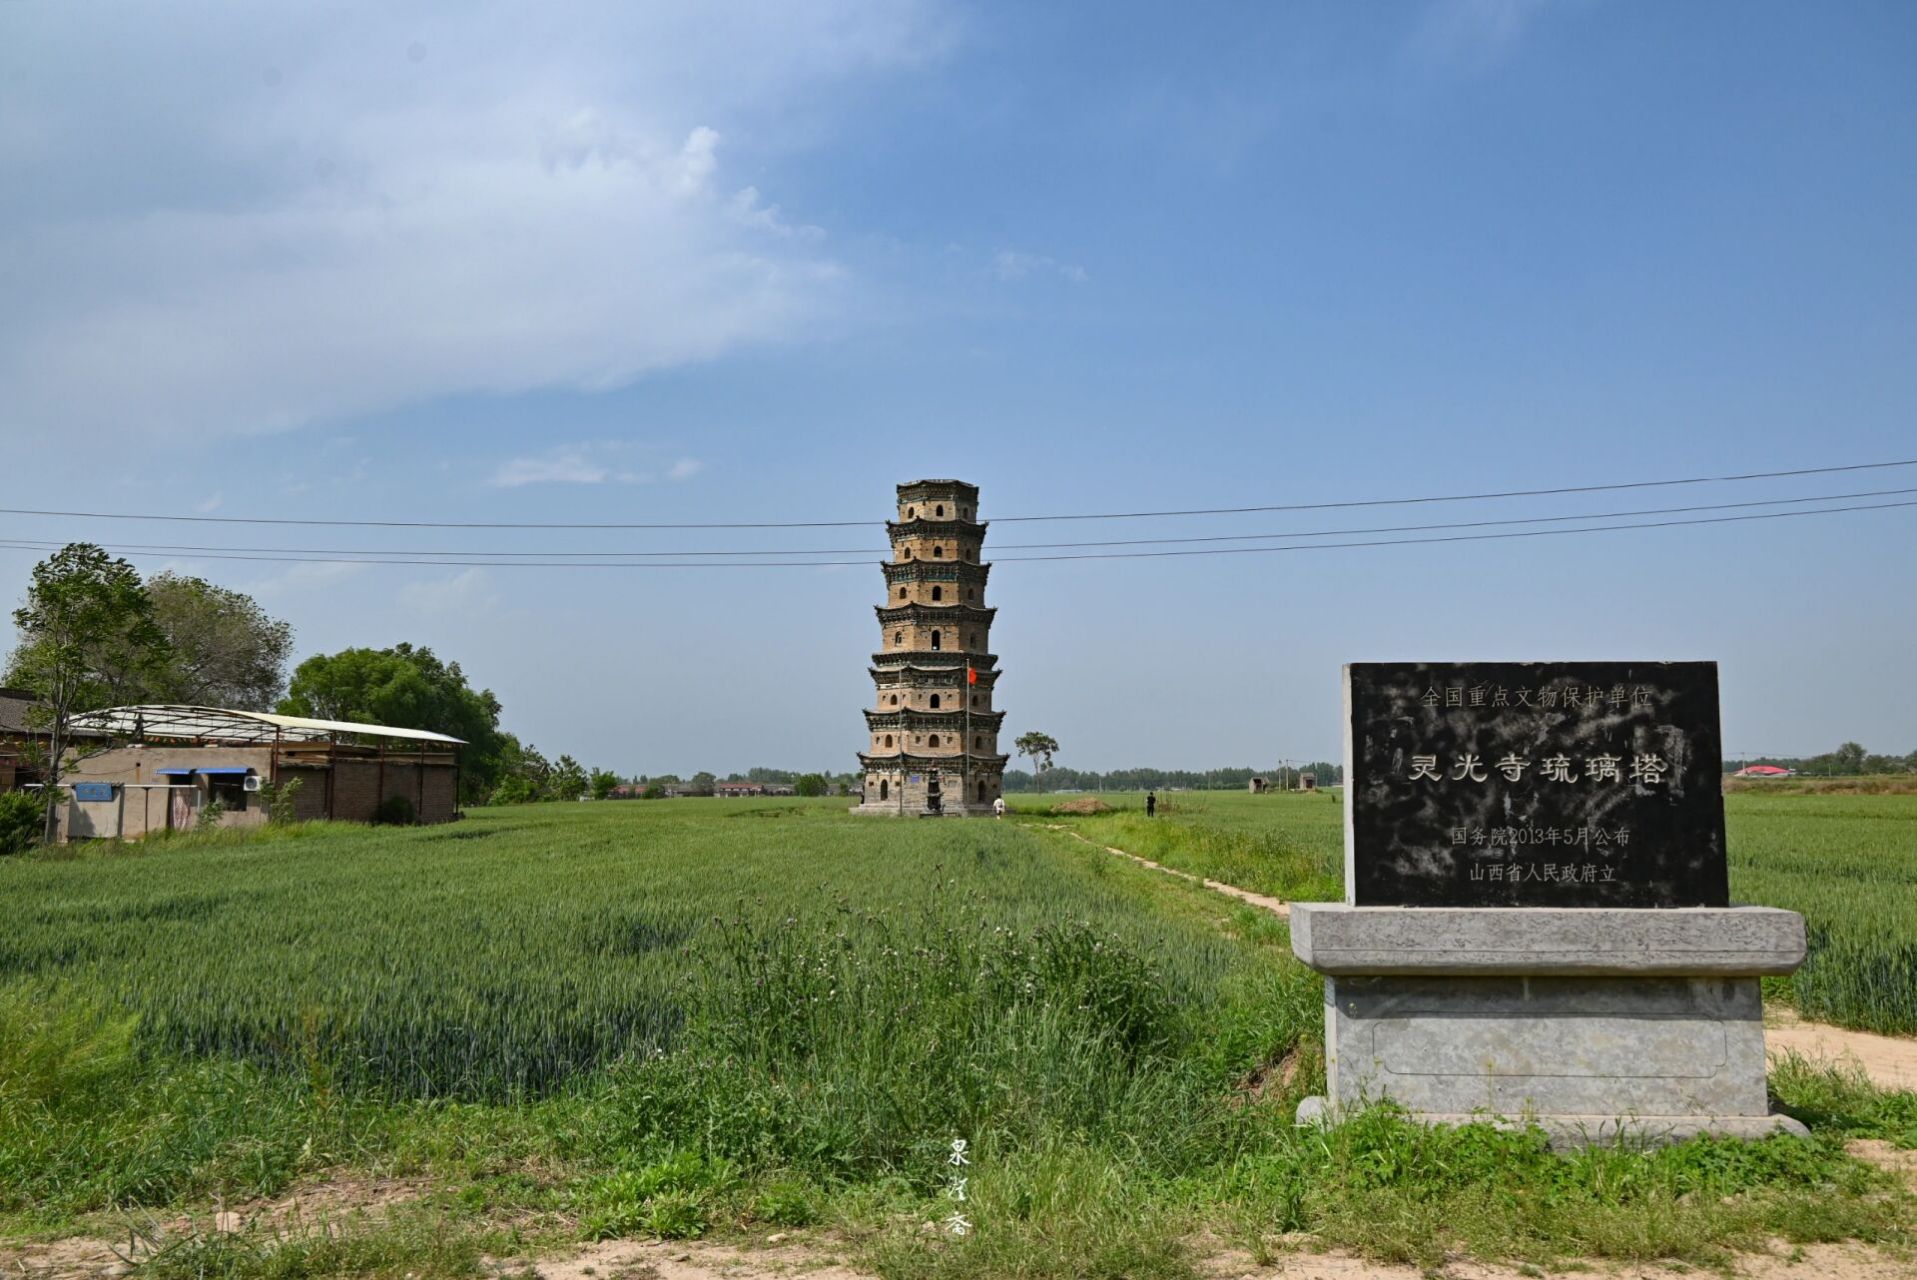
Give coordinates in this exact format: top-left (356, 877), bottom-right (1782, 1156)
top-left (279, 643), bottom-right (506, 803)
top-left (1014, 731), bottom-right (1060, 791)
top-left (143, 572), bottom-right (294, 710)
top-left (5, 544), bottom-right (169, 842)
top-left (551, 755), bottom-right (588, 801)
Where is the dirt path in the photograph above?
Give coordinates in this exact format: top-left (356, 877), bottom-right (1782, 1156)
top-left (1044, 824), bottom-right (1290, 917)
top-left (1767, 1008), bottom-right (1917, 1090)
top-left (529, 1236), bottom-right (1917, 1280)
top-left (1045, 822), bottom-right (1917, 1094)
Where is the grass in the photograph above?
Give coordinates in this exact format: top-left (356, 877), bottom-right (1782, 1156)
top-left (1027, 787), bottom-right (1917, 1035)
top-left (1, 797), bottom-right (1912, 1279)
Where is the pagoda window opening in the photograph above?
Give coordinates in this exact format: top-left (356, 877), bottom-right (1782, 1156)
top-left (928, 735), bottom-right (940, 748)
top-left (972, 736), bottom-right (981, 749)
top-left (931, 585), bottom-right (943, 601)
top-left (879, 779), bottom-right (889, 800)
top-left (936, 504), bottom-right (945, 516)
top-left (977, 779), bottom-right (988, 802)
top-left (893, 631), bottom-right (904, 647)
top-left (933, 545), bottom-right (943, 558)
top-left (890, 694), bottom-right (900, 706)
top-left (965, 588), bottom-right (974, 600)
top-left (884, 735), bottom-right (894, 748)
top-left (971, 693), bottom-right (980, 707)
top-left (906, 507), bottom-right (915, 519)
top-left (931, 629), bottom-right (942, 650)
top-left (903, 547), bottom-right (912, 559)
top-left (930, 694), bottom-right (941, 709)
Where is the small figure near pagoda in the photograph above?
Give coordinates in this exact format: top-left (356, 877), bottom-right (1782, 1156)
top-left (853, 480), bottom-right (1008, 816)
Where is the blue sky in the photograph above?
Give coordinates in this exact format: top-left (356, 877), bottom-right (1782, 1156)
top-left (2, 1), bottom-right (1914, 774)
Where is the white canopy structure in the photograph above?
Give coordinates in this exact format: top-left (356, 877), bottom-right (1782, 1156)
top-left (66, 705), bottom-right (466, 747)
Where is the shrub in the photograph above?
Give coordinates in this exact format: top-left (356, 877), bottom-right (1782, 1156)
top-left (257, 777), bottom-right (305, 825)
top-left (0, 790), bottom-right (42, 855)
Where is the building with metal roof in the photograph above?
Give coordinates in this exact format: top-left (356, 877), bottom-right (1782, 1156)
top-left (53, 704), bottom-right (466, 841)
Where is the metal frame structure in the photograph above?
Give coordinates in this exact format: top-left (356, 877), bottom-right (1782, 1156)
top-left (67, 705), bottom-right (465, 747)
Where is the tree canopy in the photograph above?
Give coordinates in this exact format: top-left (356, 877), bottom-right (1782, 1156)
top-left (279, 643), bottom-right (506, 803)
top-left (142, 572), bottom-right (294, 710)
top-left (4, 544), bottom-right (169, 841)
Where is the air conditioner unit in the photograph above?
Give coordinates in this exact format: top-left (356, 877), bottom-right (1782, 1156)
top-left (243, 775), bottom-right (263, 793)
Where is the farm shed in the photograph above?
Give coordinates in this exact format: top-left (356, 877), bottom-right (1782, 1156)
top-left (54, 705), bottom-right (466, 841)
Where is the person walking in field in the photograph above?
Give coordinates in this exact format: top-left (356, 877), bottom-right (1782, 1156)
top-left (992, 796), bottom-right (1006, 819)
top-left (1145, 791), bottom-right (1157, 818)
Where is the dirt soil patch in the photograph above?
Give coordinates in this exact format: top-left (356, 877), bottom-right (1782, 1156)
top-left (1768, 1007), bottom-right (1917, 1092)
top-left (1049, 796), bottom-right (1113, 815)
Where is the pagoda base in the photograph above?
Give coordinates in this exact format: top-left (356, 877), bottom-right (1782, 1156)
top-left (850, 802), bottom-right (997, 818)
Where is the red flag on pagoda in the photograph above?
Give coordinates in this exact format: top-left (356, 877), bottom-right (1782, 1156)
top-left (967, 665), bottom-right (978, 684)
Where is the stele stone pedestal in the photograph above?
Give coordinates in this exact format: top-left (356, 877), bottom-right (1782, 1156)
top-left (1294, 662), bottom-right (1809, 1148)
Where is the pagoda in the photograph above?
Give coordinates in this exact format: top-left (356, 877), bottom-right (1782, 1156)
top-left (854, 479), bottom-right (1007, 816)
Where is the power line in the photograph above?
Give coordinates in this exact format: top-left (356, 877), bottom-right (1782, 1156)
top-left (0, 458), bottom-right (1910, 531)
top-left (0, 485), bottom-right (1910, 560)
top-left (0, 497), bottom-right (1909, 568)
top-left (995, 497), bottom-right (1917, 561)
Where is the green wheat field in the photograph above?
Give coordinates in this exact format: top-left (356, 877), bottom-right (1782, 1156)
top-left (1, 793), bottom-right (1913, 1278)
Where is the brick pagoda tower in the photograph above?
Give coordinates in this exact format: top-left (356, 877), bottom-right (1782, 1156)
top-left (855, 479), bottom-right (1007, 816)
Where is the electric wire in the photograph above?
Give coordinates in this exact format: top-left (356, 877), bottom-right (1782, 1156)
top-left (0, 458), bottom-right (1910, 530)
top-left (0, 486), bottom-right (1910, 561)
top-left (0, 497), bottom-right (1910, 568)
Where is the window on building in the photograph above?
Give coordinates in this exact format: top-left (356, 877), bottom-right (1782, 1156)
top-left (931, 585), bottom-right (943, 601)
top-left (936, 504), bottom-right (945, 516)
top-left (207, 774), bottom-right (251, 813)
top-left (965, 588), bottom-right (974, 600)
top-left (971, 693), bottom-right (980, 707)
top-left (933, 545), bottom-right (943, 558)
top-left (903, 547), bottom-right (912, 559)
top-left (929, 694), bottom-right (941, 709)
top-left (978, 779), bottom-right (988, 801)
top-left (879, 779), bottom-right (889, 800)
top-left (890, 694), bottom-right (899, 706)
top-left (893, 631), bottom-right (903, 647)
top-left (884, 734), bottom-right (893, 748)
top-left (930, 629), bottom-right (942, 650)
top-left (906, 507), bottom-right (915, 518)
top-left (973, 736), bottom-right (981, 749)
top-left (928, 735), bottom-right (940, 748)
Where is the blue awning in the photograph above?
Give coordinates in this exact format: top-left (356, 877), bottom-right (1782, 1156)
top-left (198, 767), bottom-right (254, 776)
top-left (154, 768), bottom-right (196, 776)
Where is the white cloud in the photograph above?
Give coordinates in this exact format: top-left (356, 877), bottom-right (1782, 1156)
top-left (1411, 0), bottom-right (1554, 70)
top-left (728, 186), bottom-right (826, 240)
top-left (0, 1), bottom-right (948, 442)
top-left (245, 560), bottom-right (371, 599)
top-left (491, 448), bottom-right (613, 489)
top-left (398, 568), bottom-right (501, 618)
top-left (489, 442), bottom-right (702, 488)
top-left (195, 493), bottom-right (223, 514)
top-left (993, 250), bottom-right (1089, 284)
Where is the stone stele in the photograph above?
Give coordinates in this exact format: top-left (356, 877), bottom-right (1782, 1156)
top-left (1291, 902), bottom-right (1811, 1147)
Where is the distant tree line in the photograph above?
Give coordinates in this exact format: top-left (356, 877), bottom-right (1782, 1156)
top-left (1727, 743), bottom-right (1917, 777)
top-left (1002, 762), bottom-right (1342, 793)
